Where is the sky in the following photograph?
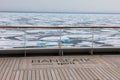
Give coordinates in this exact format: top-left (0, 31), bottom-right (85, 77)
top-left (0, 0), bottom-right (120, 13)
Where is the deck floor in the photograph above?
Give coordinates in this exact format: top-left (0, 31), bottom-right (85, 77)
top-left (0, 55), bottom-right (120, 80)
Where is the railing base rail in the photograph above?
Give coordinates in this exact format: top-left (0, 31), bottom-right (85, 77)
top-left (0, 48), bottom-right (120, 56)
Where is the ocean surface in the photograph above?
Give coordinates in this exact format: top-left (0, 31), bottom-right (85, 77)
top-left (1, 12), bottom-right (120, 26)
top-left (0, 12), bottom-right (120, 49)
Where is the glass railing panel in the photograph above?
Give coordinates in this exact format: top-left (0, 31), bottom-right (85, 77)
top-left (93, 28), bottom-right (120, 47)
top-left (25, 28), bottom-right (60, 48)
top-left (61, 28), bottom-right (92, 48)
top-left (0, 28), bottom-right (25, 49)
top-left (0, 40), bottom-right (25, 49)
top-left (0, 27), bottom-right (120, 49)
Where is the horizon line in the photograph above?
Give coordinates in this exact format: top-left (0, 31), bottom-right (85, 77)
top-left (0, 11), bottom-right (120, 14)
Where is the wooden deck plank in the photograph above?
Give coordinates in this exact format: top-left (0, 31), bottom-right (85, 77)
top-left (94, 67), bottom-right (110, 80)
top-left (101, 67), bottom-right (119, 80)
top-left (109, 68), bottom-right (120, 78)
top-left (23, 70), bottom-right (28, 80)
top-left (0, 59), bottom-right (6, 79)
top-left (57, 68), bottom-right (66, 80)
top-left (70, 68), bottom-right (82, 80)
top-left (96, 67), bottom-right (114, 80)
top-left (74, 68), bottom-right (87, 80)
top-left (2, 58), bottom-right (14, 80)
top-left (28, 70), bottom-right (32, 80)
top-left (10, 71), bottom-right (16, 80)
top-left (61, 68), bottom-right (70, 80)
top-left (14, 58), bottom-right (20, 70)
top-left (0, 59), bottom-right (10, 80)
top-left (106, 68), bottom-right (120, 80)
top-left (78, 68), bottom-right (90, 80)
top-left (82, 68), bottom-right (95, 80)
top-left (0, 55), bottom-right (120, 80)
top-left (47, 69), bottom-right (53, 80)
top-left (32, 70), bottom-right (36, 80)
top-left (68, 69), bottom-right (79, 80)
top-left (0, 58), bottom-right (4, 70)
top-left (36, 70), bottom-right (40, 80)
top-left (6, 58), bottom-right (16, 80)
top-left (88, 68), bottom-right (104, 80)
top-left (64, 68), bottom-right (75, 80)
top-left (43, 69), bottom-right (49, 80)
top-left (54, 68), bottom-right (61, 80)
top-left (0, 59), bottom-right (7, 74)
top-left (84, 68), bottom-right (98, 80)
top-left (51, 69), bottom-right (57, 80)
top-left (14, 71), bottom-right (20, 80)
top-left (39, 70), bottom-right (44, 80)
top-left (19, 70), bottom-right (24, 80)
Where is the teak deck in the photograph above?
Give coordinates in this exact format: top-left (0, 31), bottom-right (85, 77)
top-left (0, 55), bottom-right (120, 80)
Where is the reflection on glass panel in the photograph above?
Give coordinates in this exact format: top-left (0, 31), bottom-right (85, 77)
top-left (0, 28), bottom-right (25, 35)
top-left (0, 28), bottom-right (25, 49)
top-left (93, 28), bottom-right (120, 47)
top-left (0, 27), bottom-right (120, 49)
top-left (61, 28), bottom-right (92, 48)
top-left (25, 28), bottom-right (60, 48)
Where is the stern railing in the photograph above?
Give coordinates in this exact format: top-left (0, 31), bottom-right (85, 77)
top-left (0, 26), bottom-right (120, 56)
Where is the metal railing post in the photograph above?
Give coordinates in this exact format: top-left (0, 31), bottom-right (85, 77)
top-left (59, 28), bottom-right (63, 56)
top-left (91, 28), bottom-right (94, 55)
top-left (24, 28), bottom-right (27, 57)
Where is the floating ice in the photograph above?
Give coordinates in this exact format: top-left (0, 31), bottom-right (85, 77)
top-left (41, 36), bottom-right (60, 41)
top-left (0, 12), bottom-right (120, 48)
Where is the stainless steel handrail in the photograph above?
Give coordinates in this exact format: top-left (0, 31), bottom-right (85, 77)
top-left (0, 26), bottom-right (120, 28)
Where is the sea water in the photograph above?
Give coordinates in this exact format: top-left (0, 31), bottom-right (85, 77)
top-left (0, 12), bottom-right (120, 48)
